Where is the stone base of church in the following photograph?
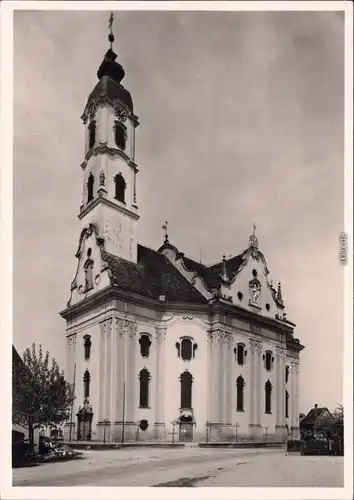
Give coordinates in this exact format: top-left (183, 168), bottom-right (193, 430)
top-left (248, 424), bottom-right (263, 440)
top-left (275, 424), bottom-right (287, 441)
top-left (110, 421), bottom-right (137, 442)
top-left (208, 423), bottom-right (234, 441)
top-left (153, 422), bottom-right (166, 440)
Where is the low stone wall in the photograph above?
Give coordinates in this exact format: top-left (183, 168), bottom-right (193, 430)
top-left (199, 441), bottom-right (285, 449)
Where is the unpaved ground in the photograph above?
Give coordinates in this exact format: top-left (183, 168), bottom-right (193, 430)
top-left (12, 446), bottom-right (344, 487)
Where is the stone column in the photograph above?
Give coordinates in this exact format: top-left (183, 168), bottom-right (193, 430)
top-left (255, 342), bottom-right (263, 435)
top-left (124, 320), bottom-right (137, 439)
top-left (225, 334), bottom-right (233, 426)
top-left (275, 346), bottom-right (287, 439)
top-left (209, 331), bottom-right (219, 438)
top-left (289, 361), bottom-right (296, 435)
top-left (248, 340), bottom-right (257, 434)
top-left (217, 332), bottom-right (225, 427)
top-left (113, 318), bottom-right (125, 441)
top-left (97, 322), bottom-right (106, 423)
top-left (104, 319), bottom-right (113, 422)
top-left (154, 327), bottom-right (167, 439)
top-left (292, 361), bottom-right (300, 439)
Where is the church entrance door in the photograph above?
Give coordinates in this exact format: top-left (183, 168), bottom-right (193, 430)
top-left (179, 416), bottom-right (194, 442)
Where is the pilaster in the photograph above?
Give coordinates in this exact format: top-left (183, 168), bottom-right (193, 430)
top-left (124, 320), bottom-right (137, 425)
top-left (217, 331), bottom-right (225, 424)
top-left (249, 339), bottom-right (263, 438)
top-left (98, 322), bottom-right (106, 422)
top-left (209, 331), bottom-right (219, 425)
top-left (275, 345), bottom-right (287, 439)
top-left (154, 327), bottom-right (167, 439)
top-left (225, 333), bottom-right (233, 425)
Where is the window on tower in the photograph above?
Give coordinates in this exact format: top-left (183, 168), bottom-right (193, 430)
top-left (139, 368), bottom-right (150, 408)
top-left (87, 174), bottom-right (94, 203)
top-left (114, 122), bottom-right (126, 150)
top-left (88, 121), bottom-right (96, 150)
top-left (114, 174), bottom-right (126, 203)
top-left (180, 371), bottom-right (193, 409)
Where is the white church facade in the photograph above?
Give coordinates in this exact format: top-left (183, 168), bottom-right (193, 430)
top-left (60, 28), bottom-right (304, 443)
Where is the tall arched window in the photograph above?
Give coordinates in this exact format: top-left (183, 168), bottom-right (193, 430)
top-left (236, 343), bottom-right (246, 365)
top-left (83, 370), bottom-right (91, 398)
top-left (236, 376), bottom-right (245, 412)
top-left (285, 390), bottom-right (289, 418)
top-left (139, 369), bottom-right (150, 408)
top-left (114, 174), bottom-right (126, 203)
top-left (87, 174), bottom-right (94, 203)
top-left (84, 259), bottom-right (94, 291)
top-left (83, 335), bottom-right (92, 360)
top-left (285, 365), bottom-right (289, 384)
top-left (114, 122), bottom-right (126, 150)
top-left (265, 351), bottom-right (273, 371)
top-left (139, 335), bottom-right (151, 358)
top-left (265, 380), bottom-right (272, 414)
top-left (88, 121), bottom-right (96, 150)
top-left (180, 371), bottom-right (193, 409)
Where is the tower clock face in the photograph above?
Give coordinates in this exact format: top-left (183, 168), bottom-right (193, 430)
top-left (115, 106), bottom-right (127, 123)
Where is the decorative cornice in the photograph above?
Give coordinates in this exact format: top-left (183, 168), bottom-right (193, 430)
top-left (78, 196), bottom-right (140, 222)
top-left (80, 142), bottom-right (139, 172)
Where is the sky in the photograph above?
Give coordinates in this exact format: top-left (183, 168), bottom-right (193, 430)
top-left (13, 9), bottom-right (345, 414)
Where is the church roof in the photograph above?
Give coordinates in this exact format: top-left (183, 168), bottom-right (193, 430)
top-left (183, 254), bottom-right (244, 290)
top-left (86, 75), bottom-right (134, 113)
top-left (102, 245), bottom-right (208, 304)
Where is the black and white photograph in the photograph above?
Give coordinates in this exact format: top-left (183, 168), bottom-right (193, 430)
top-left (0, 1), bottom-right (352, 497)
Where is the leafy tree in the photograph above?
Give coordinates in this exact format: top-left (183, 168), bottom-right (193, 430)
top-left (13, 343), bottom-right (74, 445)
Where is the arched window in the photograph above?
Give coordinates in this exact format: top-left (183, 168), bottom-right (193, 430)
top-left (265, 351), bottom-right (273, 371)
top-left (235, 343), bottom-right (246, 365)
top-left (285, 365), bottom-right (289, 384)
top-left (83, 370), bottom-right (91, 398)
top-left (236, 376), bottom-right (245, 412)
top-left (139, 335), bottom-right (151, 358)
top-left (181, 339), bottom-right (192, 361)
top-left (114, 122), bottom-right (126, 150)
top-left (139, 369), bottom-right (150, 408)
top-left (84, 259), bottom-right (94, 291)
top-left (180, 371), bottom-right (193, 409)
top-left (285, 390), bottom-right (289, 418)
top-left (83, 335), bottom-right (92, 360)
top-left (265, 380), bottom-right (272, 414)
top-left (87, 174), bottom-right (94, 203)
top-left (88, 121), bottom-right (96, 150)
top-left (114, 174), bottom-right (126, 203)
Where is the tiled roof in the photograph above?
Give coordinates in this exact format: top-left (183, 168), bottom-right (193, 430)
top-left (102, 244), bottom-right (208, 304)
top-left (183, 254), bottom-right (244, 290)
top-left (300, 407), bottom-right (335, 427)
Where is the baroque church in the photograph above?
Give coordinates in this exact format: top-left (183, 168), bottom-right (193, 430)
top-left (61, 25), bottom-right (304, 443)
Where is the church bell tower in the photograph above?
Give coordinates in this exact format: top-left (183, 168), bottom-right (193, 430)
top-left (78, 14), bottom-right (140, 262)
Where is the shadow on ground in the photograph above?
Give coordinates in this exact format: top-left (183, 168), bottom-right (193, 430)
top-left (154, 475), bottom-right (211, 487)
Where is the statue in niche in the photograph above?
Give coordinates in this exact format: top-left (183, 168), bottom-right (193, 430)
top-left (250, 280), bottom-right (261, 305)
